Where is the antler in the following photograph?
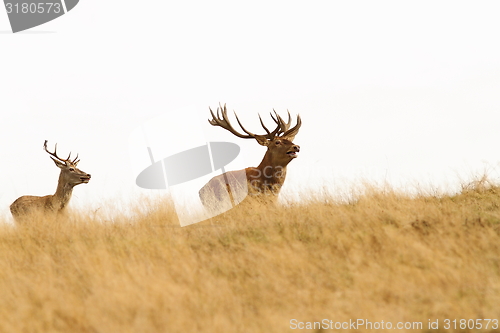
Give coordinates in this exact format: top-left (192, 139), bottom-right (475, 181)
top-left (208, 104), bottom-right (301, 141)
top-left (281, 112), bottom-right (301, 141)
top-left (43, 140), bottom-right (79, 165)
top-left (267, 109), bottom-right (302, 140)
top-left (209, 104), bottom-right (260, 139)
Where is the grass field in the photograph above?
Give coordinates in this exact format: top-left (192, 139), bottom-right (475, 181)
top-left (1, 180), bottom-right (500, 332)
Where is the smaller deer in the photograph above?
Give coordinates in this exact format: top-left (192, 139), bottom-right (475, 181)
top-left (10, 140), bottom-right (91, 221)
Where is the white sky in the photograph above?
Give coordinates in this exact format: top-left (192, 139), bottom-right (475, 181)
top-left (1, 1), bottom-right (500, 221)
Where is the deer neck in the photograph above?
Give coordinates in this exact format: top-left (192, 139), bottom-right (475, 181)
top-left (51, 172), bottom-right (75, 210)
top-left (253, 150), bottom-right (288, 186)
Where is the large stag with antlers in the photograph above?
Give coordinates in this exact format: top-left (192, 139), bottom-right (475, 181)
top-left (10, 141), bottom-right (91, 221)
top-left (199, 104), bottom-right (301, 209)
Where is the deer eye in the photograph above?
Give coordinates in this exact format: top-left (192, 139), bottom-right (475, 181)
top-left (275, 140), bottom-right (281, 145)
top-left (69, 168), bottom-right (75, 172)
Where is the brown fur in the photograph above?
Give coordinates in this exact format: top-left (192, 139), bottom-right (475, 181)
top-left (199, 138), bottom-right (300, 208)
top-left (10, 142), bottom-right (91, 222)
top-left (199, 105), bottom-right (301, 210)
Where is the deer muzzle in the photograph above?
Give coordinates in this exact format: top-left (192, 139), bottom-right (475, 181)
top-left (81, 174), bottom-right (91, 183)
top-left (287, 145), bottom-right (300, 158)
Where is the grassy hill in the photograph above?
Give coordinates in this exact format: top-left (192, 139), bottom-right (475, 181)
top-left (1, 181), bottom-right (499, 332)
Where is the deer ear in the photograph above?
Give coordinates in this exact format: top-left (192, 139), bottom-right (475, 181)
top-left (50, 157), bottom-right (65, 169)
top-left (255, 135), bottom-right (269, 146)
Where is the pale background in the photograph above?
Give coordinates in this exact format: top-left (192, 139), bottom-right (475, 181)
top-left (1, 1), bottom-right (500, 222)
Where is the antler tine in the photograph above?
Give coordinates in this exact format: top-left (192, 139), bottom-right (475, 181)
top-left (282, 114), bottom-right (302, 140)
top-left (44, 140), bottom-right (64, 162)
top-left (43, 140), bottom-right (80, 164)
top-left (269, 110), bottom-right (285, 136)
top-left (43, 140), bottom-right (49, 153)
top-left (65, 150), bottom-right (81, 165)
top-left (233, 111), bottom-right (258, 138)
top-left (208, 103), bottom-right (226, 126)
top-left (208, 104), bottom-right (255, 139)
top-left (279, 110), bottom-right (293, 131)
top-left (258, 114), bottom-right (272, 138)
top-left (285, 110), bottom-right (292, 129)
top-left (270, 109), bottom-right (279, 124)
top-left (217, 102), bottom-right (228, 125)
top-left (264, 110), bottom-right (282, 138)
top-left (208, 107), bottom-right (218, 126)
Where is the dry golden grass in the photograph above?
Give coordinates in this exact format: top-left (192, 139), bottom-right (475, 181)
top-left (1, 182), bottom-right (500, 333)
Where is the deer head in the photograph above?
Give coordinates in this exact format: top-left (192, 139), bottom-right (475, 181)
top-left (44, 140), bottom-right (91, 187)
top-left (208, 104), bottom-right (301, 167)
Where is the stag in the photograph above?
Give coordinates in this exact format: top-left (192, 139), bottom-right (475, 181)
top-left (199, 104), bottom-right (301, 209)
top-left (10, 140), bottom-right (91, 221)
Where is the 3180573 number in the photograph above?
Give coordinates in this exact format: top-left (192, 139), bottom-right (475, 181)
top-left (443, 319), bottom-right (499, 330)
top-left (5, 2), bottom-right (61, 14)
